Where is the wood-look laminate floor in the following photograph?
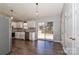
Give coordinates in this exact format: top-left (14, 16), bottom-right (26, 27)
top-left (10, 39), bottom-right (66, 55)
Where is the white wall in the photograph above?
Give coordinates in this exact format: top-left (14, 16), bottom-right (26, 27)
top-left (0, 16), bottom-right (10, 54)
top-left (31, 16), bottom-right (61, 42)
top-left (74, 3), bottom-right (79, 55)
top-left (27, 21), bottom-right (36, 28)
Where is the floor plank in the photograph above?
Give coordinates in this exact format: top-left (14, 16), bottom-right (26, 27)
top-left (10, 39), bottom-right (66, 55)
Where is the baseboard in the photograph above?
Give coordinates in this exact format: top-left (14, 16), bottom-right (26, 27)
top-left (53, 40), bottom-right (61, 43)
top-left (37, 39), bottom-right (53, 42)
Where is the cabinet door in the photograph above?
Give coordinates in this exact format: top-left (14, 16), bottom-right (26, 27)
top-left (15, 32), bottom-right (19, 39)
top-left (20, 32), bottom-right (25, 40)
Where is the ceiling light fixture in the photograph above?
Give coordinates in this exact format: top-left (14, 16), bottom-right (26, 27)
top-left (10, 9), bottom-right (14, 20)
top-left (35, 3), bottom-right (39, 17)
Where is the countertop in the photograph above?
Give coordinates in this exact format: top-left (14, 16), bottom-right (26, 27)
top-left (12, 28), bottom-right (36, 32)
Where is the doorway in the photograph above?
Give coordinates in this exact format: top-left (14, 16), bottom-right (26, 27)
top-left (37, 21), bottom-right (53, 41)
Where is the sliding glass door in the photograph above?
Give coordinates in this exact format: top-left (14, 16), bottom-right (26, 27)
top-left (38, 22), bottom-right (45, 39)
top-left (45, 22), bottom-right (53, 40)
top-left (37, 21), bottom-right (53, 41)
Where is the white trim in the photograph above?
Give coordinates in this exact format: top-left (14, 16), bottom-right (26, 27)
top-left (53, 40), bottom-right (61, 43)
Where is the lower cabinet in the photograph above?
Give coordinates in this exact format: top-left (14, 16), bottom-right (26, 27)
top-left (29, 32), bottom-right (36, 41)
top-left (15, 32), bottom-right (25, 40)
top-left (14, 32), bottom-right (36, 41)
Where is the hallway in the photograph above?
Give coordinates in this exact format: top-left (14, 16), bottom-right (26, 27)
top-left (11, 39), bottom-right (66, 55)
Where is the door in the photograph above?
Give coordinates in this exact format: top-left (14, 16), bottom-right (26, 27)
top-left (64, 4), bottom-right (75, 55)
top-left (37, 21), bottom-right (53, 41)
top-left (45, 22), bottom-right (53, 41)
top-left (37, 22), bottom-right (45, 39)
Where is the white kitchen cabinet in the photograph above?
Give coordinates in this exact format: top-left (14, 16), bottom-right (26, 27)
top-left (29, 32), bottom-right (36, 40)
top-left (15, 32), bottom-right (25, 40)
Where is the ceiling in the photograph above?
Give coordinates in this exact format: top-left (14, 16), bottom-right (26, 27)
top-left (0, 3), bottom-right (64, 21)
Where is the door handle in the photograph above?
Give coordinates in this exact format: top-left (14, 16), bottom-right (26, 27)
top-left (69, 37), bottom-right (75, 40)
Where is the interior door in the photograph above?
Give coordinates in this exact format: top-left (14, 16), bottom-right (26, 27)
top-left (64, 4), bottom-right (75, 55)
